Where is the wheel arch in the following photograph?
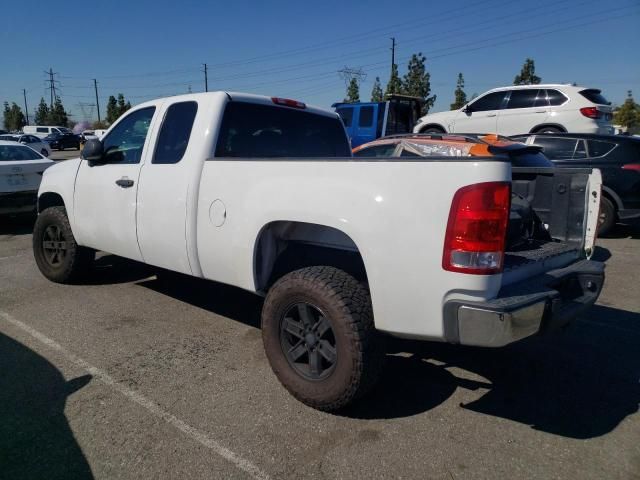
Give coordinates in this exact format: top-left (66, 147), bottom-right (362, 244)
top-left (252, 220), bottom-right (368, 293)
top-left (418, 123), bottom-right (447, 133)
top-left (38, 191), bottom-right (65, 213)
top-left (601, 186), bottom-right (623, 211)
top-left (530, 123), bottom-right (567, 133)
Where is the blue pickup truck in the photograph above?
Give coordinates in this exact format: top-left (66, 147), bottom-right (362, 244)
top-left (332, 95), bottom-right (423, 148)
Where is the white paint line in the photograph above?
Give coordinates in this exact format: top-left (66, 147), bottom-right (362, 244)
top-left (0, 253), bottom-right (27, 261)
top-left (0, 311), bottom-right (270, 480)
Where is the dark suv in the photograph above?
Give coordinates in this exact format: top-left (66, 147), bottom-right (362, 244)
top-left (512, 133), bottom-right (640, 234)
top-left (43, 132), bottom-right (81, 151)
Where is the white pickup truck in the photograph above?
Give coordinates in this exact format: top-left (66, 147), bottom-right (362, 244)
top-left (33, 92), bottom-right (605, 411)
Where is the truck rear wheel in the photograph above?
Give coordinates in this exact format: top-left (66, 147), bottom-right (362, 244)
top-left (261, 266), bottom-right (382, 411)
top-left (33, 207), bottom-right (94, 283)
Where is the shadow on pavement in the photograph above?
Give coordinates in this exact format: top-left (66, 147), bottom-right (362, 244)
top-left (0, 333), bottom-right (93, 479)
top-left (0, 215), bottom-right (35, 236)
top-left (138, 272), bottom-right (263, 328)
top-left (345, 304), bottom-right (640, 439)
top-left (86, 254), bottom-right (155, 286)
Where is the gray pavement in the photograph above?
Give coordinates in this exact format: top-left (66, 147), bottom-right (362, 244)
top-left (0, 217), bottom-right (638, 479)
top-left (49, 149), bottom-right (81, 161)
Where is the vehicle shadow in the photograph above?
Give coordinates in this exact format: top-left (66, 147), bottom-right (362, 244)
top-left (85, 254), bottom-right (156, 286)
top-left (136, 270), bottom-right (639, 439)
top-left (343, 304), bottom-right (640, 439)
top-left (604, 223), bottom-right (640, 240)
top-left (0, 215), bottom-right (35, 236)
top-left (137, 272), bottom-right (264, 329)
top-left (0, 332), bottom-right (93, 479)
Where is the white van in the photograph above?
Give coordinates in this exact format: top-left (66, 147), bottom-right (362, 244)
top-left (23, 125), bottom-right (72, 139)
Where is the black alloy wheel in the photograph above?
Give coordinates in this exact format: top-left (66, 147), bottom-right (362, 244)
top-left (280, 302), bottom-right (337, 380)
top-left (41, 224), bottom-right (67, 267)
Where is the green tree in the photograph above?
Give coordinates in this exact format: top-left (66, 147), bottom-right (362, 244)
top-left (3, 102), bottom-right (26, 131)
top-left (613, 90), bottom-right (640, 134)
top-left (385, 63), bottom-right (402, 97)
top-left (117, 93), bottom-right (131, 116)
top-left (35, 98), bottom-right (50, 125)
top-left (106, 95), bottom-right (119, 124)
top-left (514, 58), bottom-right (541, 85)
top-left (401, 53), bottom-right (436, 115)
top-left (2, 102), bottom-right (10, 130)
top-left (370, 77), bottom-right (383, 102)
top-left (106, 94), bottom-right (132, 124)
top-left (48, 96), bottom-right (69, 126)
top-left (450, 73), bottom-right (468, 110)
top-left (344, 78), bottom-right (360, 103)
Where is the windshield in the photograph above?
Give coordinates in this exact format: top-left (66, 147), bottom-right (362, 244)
top-left (0, 145), bottom-right (42, 161)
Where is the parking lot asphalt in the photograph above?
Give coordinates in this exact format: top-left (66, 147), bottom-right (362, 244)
top-left (0, 217), bottom-right (639, 480)
top-left (49, 149), bottom-right (82, 161)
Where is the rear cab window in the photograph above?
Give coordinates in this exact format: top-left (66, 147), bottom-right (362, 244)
top-left (215, 102), bottom-right (351, 158)
top-left (579, 89), bottom-right (610, 105)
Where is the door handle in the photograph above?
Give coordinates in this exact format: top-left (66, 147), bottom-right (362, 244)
top-left (486, 113), bottom-right (497, 117)
top-left (115, 177), bottom-right (134, 188)
top-left (535, 110), bottom-right (546, 113)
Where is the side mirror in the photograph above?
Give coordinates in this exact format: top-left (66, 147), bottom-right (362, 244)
top-left (462, 104), bottom-right (473, 114)
top-left (81, 138), bottom-right (104, 162)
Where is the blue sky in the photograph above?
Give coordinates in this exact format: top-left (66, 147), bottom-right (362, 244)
top-left (2, 0), bottom-right (639, 123)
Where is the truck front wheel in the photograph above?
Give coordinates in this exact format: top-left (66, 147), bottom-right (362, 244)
top-left (33, 206), bottom-right (94, 283)
top-left (262, 266), bottom-right (382, 411)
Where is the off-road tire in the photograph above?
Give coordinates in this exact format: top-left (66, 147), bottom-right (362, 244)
top-left (262, 266), bottom-right (382, 411)
top-left (597, 196), bottom-right (616, 236)
top-left (33, 206), bottom-right (94, 283)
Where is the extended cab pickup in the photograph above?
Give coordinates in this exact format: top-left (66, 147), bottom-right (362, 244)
top-left (33, 92), bottom-right (605, 411)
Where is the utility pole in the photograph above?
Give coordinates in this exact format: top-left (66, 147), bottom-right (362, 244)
top-left (203, 63), bottom-right (208, 92)
top-left (390, 37), bottom-right (396, 76)
top-left (45, 67), bottom-right (58, 107)
top-left (93, 79), bottom-right (101, 122)
top-left (23, 89), bottom-right (29, 125)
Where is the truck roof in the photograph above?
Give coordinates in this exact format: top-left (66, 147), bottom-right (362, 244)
top-left (132, 91), bottom-right (340, 120)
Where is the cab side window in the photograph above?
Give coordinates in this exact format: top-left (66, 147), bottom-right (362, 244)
top-left (102, 107), bottom-right (156, 164)
top-left (153, 102), bottom-right (198, 164)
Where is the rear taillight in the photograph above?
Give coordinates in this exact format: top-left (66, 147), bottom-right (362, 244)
top-left (443, 182), bottom-right (511, 275)
top-left (622, 164), bottom-right (640, 171)
top-left (271, 97), bottom-right (306, 109)
top-left (580, 107), bottom-right (602, 119)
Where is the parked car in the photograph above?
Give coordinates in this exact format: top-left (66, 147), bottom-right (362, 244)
top-left (0, 134), bottom-right (51, 157)
top-left (43, 132), bottom-right (81, 151)
top-left (23, 125), bottom-right (73, 139)
top-left (353, 133), bottom-right (554, 166)
top-left (81, 130), bottom-right (98, 143)
top-left (33, 91), bottom-right (604, 411)
top-left (333, 94), bottom-right (423, 147)
top-left (414, 84), bottom-right (614, 136)
top-left (512, 132), bottom-right (640, 235)
top-left (0, 141), bottom-right (55, 216)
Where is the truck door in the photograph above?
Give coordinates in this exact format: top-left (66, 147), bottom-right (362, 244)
top-left (353, 105), bottom-right (377, 147)
top-left (73, 106), bottom-right (158, 261)
top-left (136, 100), bottom-right (199, 274)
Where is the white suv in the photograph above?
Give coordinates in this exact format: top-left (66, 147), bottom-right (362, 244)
top-left (414, 84), bottom-right (614, 136)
